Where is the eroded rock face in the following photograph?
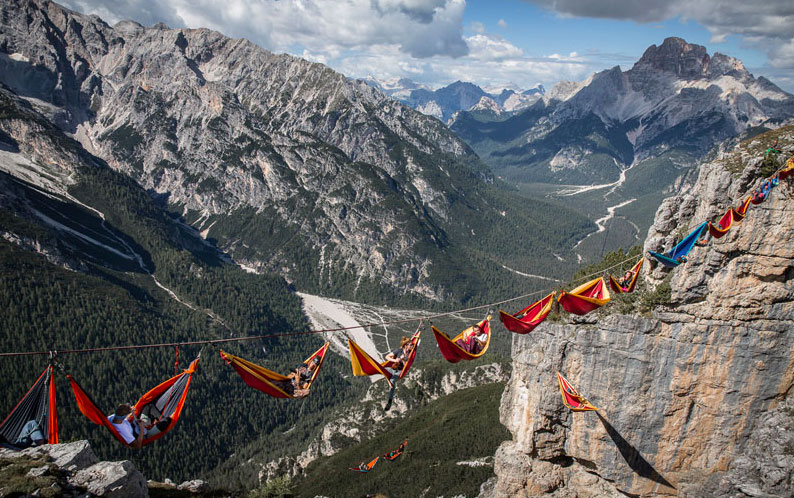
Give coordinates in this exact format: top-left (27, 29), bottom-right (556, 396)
top-left (488, 134), bottom-right (794, 496)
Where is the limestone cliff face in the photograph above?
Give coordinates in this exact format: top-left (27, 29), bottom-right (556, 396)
top-left (486, 130), bottom-right (794, 497)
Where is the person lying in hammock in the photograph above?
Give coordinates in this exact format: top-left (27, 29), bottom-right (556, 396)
top-left (274, 356), bottom-right (321, 398)
top-left (455, 323), bottom-right (488, 355)
top-left (618, 270), bottom-right (634, 288)
top-left (383, 336), bottom-right (415, 412)
top-left (108, 404), bottom-right (171, 449)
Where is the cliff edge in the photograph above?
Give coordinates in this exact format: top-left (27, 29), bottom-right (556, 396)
top-left (485, 129), bottom-right (794, 497)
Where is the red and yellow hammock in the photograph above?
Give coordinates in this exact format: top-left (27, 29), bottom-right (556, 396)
top-left (733, 195), bottom-right (752, 220)
top-left (349, 330), bottom-right (421, 387)
top-left (556, 372), bottom-right (597, 412)
top-left (499, 293), bottom-right (555, 334)
top-left (608, 258), bottom-right (644, 294)
top-left (350, 456), bottom-right (380, 473)
top-left (432, 315), bottom-right (492, 363)
top-left (558, 277), bottom-right (611, 315)
top-left (708, 209), bottom-right (737, 239)
top-left (69, 357), bottom-right (200, 446)
top-left (220, 343), bottom-right (329, 399)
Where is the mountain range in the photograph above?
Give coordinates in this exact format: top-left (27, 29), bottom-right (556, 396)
top-left (364, 77), bottom-right (545, 121)
top-left (449, 37), bottom-right (794, 260)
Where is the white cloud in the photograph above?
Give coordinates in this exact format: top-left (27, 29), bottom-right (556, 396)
top-left (525, 0), bottom-right (794, 68)
top-left (471, 21), bottom-right (486, 34)
top-left (498, 18), bottom-right (507, 28)
top-left (61, 0), bottom-right (469, 59)
top-left (466, 34), bottom-right (524, 60)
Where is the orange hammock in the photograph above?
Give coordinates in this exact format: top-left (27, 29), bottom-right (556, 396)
top-left (349, 329), bottom-right (421, 387)
top-left (1, 365), bottom-right (58, 446)
top-left (69, 357), bottom-right (200, 446)
top-left (383, 440), bottom-right (408, 461)
top-left (499, 292), bottom-right (555, 334)
top-left (220, 343), bottom-right (329, 399)
top-left (350, 456), bottom-right (380, 473)
top-left (558, 277), bottom-right (611, 315)
top-left (608, 258), bottom-right (644, 294)
top-left (556, 372), bottom-right (597, 412)
top-left (432, 315), bottom-right (492, 363)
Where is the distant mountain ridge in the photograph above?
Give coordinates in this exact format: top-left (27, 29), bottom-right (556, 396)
top-left (364, 77), bottom-right (545, 121)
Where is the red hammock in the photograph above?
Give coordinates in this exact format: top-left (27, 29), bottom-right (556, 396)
top-left (499, 293), bottom-right (555, 334)
top-left (708, 209), bottom-right (737, 239)
top-left (608, 258), bottom-right (644, 294)
top-left (556, 372), bottom-right (597, 412)
top-left (383, 440), bottom-right (408, 461)
top-left (780, 158), bottom-right (794, 180)
top-left (0, 365), bottom-right (58, 446)
top-left (432, 315), bottom-right (492, 363)
top-left (733, 195), bottom-right (752, 220)
top-left (558, 277), bottom-right (611, 315)
top-left (348, 329), bottom-right (421, 387)
top-left (69, 357), bottom-right (199, 446)
top-left (221, 343), bottom-right (329, 398)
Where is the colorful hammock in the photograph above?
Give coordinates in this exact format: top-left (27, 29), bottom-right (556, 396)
top-left (69, 357), bottom-right (199, 446)
top-left (499, 292), bottom-right (555, 334)
top-left (556, 372), bottom-right (597, 412)
top-left (558, 277), bottom-right (611, 315)
top-left (350, 456), bottom-right (380, 473)
top-left (751, 178), bottom-right (775, 205)
top-left (221, 343), bottom-right (329, 399)
top-left (707, 208), bottom-right (737, 239)
top-left (349, 329), bottom-right (421, 387)
top-left (733, 196), bottom-right (752, 221)
top-left (383, 440), bottom-right (408, 461)
top-left (608, 258), bottom-right (644, 294)
top-left (432, 315), bottom-right (492, 363)
top-left (0, 365), bottom-right (58, 447)
top-left (648, 222), bottom-right (708, 268)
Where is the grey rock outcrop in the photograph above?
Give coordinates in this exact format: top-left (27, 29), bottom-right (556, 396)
top-left (0, 440), bottom-right (148, 497)
top-left (486, 129), bottom-right (794, 496)
top-left (72, 460), bottom-right (148, 498)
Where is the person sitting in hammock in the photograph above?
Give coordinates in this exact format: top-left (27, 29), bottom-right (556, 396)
top-left (383, 336), bottom-right (415, 412)
top-left (1, 420), bottom-right (47, 449)
top-left (455, 323), bottom-right (487, 355)
top-left (273, 356), bottom-right (321, 398)
top-left (108, 403), bottom-right (170, 449)
top-left (618, 270), bottom-right (634, 288)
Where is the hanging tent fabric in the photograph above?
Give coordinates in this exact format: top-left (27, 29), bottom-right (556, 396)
top-left (348, 329), bottom-right (421, 387)
top-left (499, 292), bottom-right (555, 334)
top-left (220, 343), bottom-right (330, 399)
top-left (733, 196), bottom-right (752, 221)
top-left (69, 357), bottom-right (199, 446)
top-left (707, 209), bottom-right (737, 239)
top-left (432, 315), bottom-right (492, 363)
top-left (350, 456), bottom-right (380, 473)
top-left (556, 372), bottom-right (597, 412)
top-left (751, 179), bottom-right (774, 205)
top-left (558, 277), bottom-right (611, 315)
top-left (648, 222), bottom-right (708, 268)
top-left (608, 258), bottom-right (644, 294)
top-left (383, 440), bottom-right (408, 461)
top-left (0, 365), bottom-right (58, 447)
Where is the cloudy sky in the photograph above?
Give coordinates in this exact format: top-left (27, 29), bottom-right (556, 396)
top-left (60, 0), bottom-right (794, 92)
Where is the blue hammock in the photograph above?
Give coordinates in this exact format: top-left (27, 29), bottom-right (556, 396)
top-left (648, 222), bottom-right (708, 268)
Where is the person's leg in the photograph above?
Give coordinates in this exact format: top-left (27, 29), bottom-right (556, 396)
top-left (384, 368), bottom-right (400, 410)
top-left (15, 420), bottom-right (45, 447)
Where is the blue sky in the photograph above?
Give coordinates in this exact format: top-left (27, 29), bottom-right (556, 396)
top-left (60, 0), bottom-right (794, 92)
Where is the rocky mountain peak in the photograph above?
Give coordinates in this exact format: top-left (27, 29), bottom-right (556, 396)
top-left (634, 37), bottom-right (711, 79)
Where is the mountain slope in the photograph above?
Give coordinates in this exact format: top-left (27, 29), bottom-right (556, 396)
top-left (450, 37), bottom-right (794, 264)
top-left (0, 0), bottom-right (591, 302)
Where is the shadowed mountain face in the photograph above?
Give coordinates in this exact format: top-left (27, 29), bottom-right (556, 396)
top-left (0, 0), bottom-right (594, 303)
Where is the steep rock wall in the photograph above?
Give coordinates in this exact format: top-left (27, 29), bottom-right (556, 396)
top-left (486, 136), bottom-right (794, 497)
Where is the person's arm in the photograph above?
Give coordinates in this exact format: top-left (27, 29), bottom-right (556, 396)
top-left (130, 419), bottom-right (144, 449)
top-left (384, 351), bottom-right (397, 363)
